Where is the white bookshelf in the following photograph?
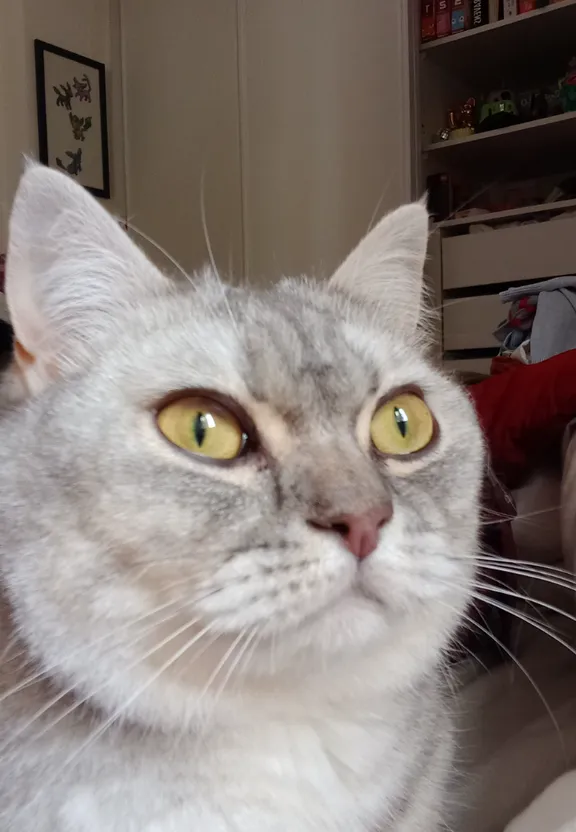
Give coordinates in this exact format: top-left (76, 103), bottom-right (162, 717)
top-left (436, 196), bottom-right (576, 229)
top-left (417, 0), bottom-right (576, 370)
top-left (421, 0), bottom-right (576, 52)
top-left (421, 0), bottom-right (576, 86)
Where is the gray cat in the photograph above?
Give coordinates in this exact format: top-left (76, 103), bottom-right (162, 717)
top-left (0, 163), bottom-right (483, 831)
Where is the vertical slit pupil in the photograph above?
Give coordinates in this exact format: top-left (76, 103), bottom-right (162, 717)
top-left (394, 407), bottom-right (409, 438)
top-left (193, 412), bottom-right (208, 446)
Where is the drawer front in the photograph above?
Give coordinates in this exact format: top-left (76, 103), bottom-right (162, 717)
top-left (443, 293), bottom-right (504, 351)
top-left (442, 216), bottom-right (576, 290)
top-left (443, 357), bottom-right (493, 375)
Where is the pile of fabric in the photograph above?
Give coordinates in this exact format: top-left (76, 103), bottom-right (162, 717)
top-left (460, 276), bottom-right (576, 830)
top-left (494, 276), bottom-right (576, 364)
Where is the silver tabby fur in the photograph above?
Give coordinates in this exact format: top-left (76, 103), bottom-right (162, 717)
top-left (0, 163), bottom-right (483, 831)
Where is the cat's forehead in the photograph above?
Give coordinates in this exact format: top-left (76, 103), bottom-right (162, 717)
top-left (238, 287), bottom-right (382, 416)
top-left (102, 279), bottom-right (419, 421)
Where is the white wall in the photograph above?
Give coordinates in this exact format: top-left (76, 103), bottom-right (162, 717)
top-left (0, 0), bottom-right (125, 253)
top-left (1, 1), bottom-right (416, 289)
top-left (120, 1), bottom-right (415, 285)
top-left (237, 0), bottom-right (415, 283)
top-left (120, 0), bottom-right (244, 277)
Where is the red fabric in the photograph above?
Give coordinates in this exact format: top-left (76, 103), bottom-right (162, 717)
top-left (468, 349), bottom-right (576, 488)
top-left (489, 355), bottom-right (521, 376)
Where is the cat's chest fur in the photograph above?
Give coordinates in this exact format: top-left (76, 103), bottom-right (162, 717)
top-left (2, 676), bottom-right (445, 832)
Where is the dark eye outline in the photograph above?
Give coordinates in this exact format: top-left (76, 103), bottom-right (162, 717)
top-left (154, 389), bottom-right (259, 466)
top-left (369, 385), bottom-right (440, 460)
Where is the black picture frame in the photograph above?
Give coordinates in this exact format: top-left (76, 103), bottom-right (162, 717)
top-left (34, 39), bottom-right (111, 199)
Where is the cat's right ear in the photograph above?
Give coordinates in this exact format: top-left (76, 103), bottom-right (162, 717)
top-left (6, 162), bottom-right (166, 394)
top-left (328, 202), bottom-right (430, 342)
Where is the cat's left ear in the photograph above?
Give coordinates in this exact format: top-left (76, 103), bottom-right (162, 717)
top-left (6, 162), bottom-right (167, 393)
top-left (328, 201), bottom-right (430, 339)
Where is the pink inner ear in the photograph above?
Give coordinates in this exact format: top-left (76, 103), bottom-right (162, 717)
top-left (14, 340), bottom-right (35, 366)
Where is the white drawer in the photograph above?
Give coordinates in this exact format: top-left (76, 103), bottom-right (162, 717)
top-left (443, 357), bottom-right (493, 375)
top-left (443, 293), bottom-right (504, 351)
top-left (442, 216), bottom-right (576, 290)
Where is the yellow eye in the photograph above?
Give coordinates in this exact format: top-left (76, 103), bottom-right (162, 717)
top-left (157, 396), bottom-right (246, 460)
top-left (370, 393), bottom-right (435, 456)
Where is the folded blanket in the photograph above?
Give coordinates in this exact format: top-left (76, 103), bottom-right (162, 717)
top-left (468, 350), bottom-right (576, 488)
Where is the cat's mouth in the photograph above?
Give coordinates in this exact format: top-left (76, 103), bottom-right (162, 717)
top-left (351, 572), bottom-right (385, 608)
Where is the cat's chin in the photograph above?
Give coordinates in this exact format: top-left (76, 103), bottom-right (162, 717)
top-left (59, 585), bottom-right (448, 734)
top-left (265, 584), bottom-right (448, 670)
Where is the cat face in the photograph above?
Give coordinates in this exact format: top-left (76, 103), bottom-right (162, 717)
top-left (0, 165), bottom-right (483, 729)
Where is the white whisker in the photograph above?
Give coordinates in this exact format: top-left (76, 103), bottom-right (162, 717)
top-left (198, 171), bottom-right (241, 339)
top-left (473, 562), bottom-right (576, 593)
top-left (473, 580), bottom-right (576, 628)
top-left (11, 619), bottom-right (219, 825)
top-left (0, 606), bottom-right (201, 757)
top-left (480, 505), bottom-right (561, 527)
top-left (194, 627), bottom-right (251, 720)
top-left (124, 220), bottom-right (188, 281)
top-left (206, 627), bottom-right (260, 721)
top-left (440, 597), bottom-right (567, 761)
top-left (0, 593), bottom-right (196, 708)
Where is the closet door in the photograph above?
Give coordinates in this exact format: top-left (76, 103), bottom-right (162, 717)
top-left (121, 0), bottom-right (415, 285)
top-left (238, 0), bottom-right (416, 284)
top-left (0, 0), bottom-right (28, 256)
top-left (121, 0), bottom-right (244, 277)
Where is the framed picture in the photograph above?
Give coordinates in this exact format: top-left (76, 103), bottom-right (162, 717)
top-left (34, 40), bottom-right (110, 198)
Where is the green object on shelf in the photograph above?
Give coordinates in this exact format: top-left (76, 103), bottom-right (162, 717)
top-left (560, 57), bottom-right (576, 113)
top-left (478, 90), bottom-right (521, 132)
top-left (560, 79), bottom-right (576, 112)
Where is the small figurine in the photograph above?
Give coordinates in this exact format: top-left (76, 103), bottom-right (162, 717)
top-left (432, 97), bottom-right (478, 143)
top-left (434, 127), bottom-right (451, 142)
top-left (447, 97), bottom-right (476, 140)
top-left (460, 97), bottom-right (476, 129)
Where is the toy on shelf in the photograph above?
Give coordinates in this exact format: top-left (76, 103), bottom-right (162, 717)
top-left (434, 97), bottom-right (477, 142)
top-left (560, 58), bottom-right (576, 112)
top-left (477, 90), bottom-right (522, 132)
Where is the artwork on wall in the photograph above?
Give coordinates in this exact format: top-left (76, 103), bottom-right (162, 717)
top-left (34, 40), bottom-right (110, 198)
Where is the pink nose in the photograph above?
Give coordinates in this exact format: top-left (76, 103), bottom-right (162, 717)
top-left (308, 504), bottom-right (393, 560)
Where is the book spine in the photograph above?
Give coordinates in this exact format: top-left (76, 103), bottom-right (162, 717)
top-left (518, 0), bottom-right (537, 11)
top-left (437, 0), bottom-right (452, 36)
top-left (421, 0), bottom-right (436, 41)
top-left (451, 0), bottom-right (470, 32)
top-left (503, 0), bottom-right (518, 16)
top-left (472, 0), bottom-right (489, 25)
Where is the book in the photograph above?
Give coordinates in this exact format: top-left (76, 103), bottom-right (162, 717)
top-left (451, 0), bottom-right (470, 32)
top-left (503, 0), bottom-right (518, 16)
top-left (518, 0), bottom-right (537, 11)
top-left (489, 0), bottom-right (500, 21)
top-left (421, 0), bottom-right (436, 41)
top-left (472, 0), bottom-right (489, 25)
top-left (437, 0), bottom-right (452, 36)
